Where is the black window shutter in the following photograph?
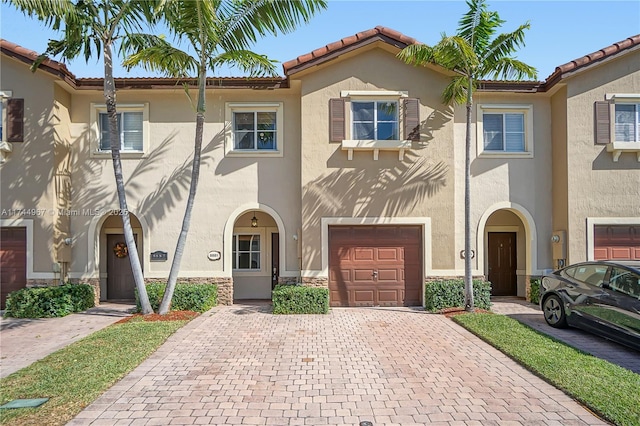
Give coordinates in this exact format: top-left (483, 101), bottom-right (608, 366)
top-left (403, 98), bottom-right (420, 141)
top-left (6, 98), bottom-right (24, 143)
top-left (329, 98), bottom-right (345, 142)
top-left (594, 101), bottom-right (610, 145)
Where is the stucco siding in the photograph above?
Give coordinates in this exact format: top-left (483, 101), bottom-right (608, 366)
top-left (564, 52), bottom-right (640, 263)
top-left (297, 47), bottom-right (456, 274)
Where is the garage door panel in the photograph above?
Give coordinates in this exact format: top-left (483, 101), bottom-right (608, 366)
top-left (377, 268), bottom-right (399, 281)
top-left (353, 269), bottom-right (375, 281)
top-left (329, 226), bottom-right (422, 307)
top-left (353, 248), bottom-right (375, 261)
top-left (594, 225), bottom-right (640, 260)
top-left (0, 227), bottom-right (27, 309)
top-left (377, 248), bottom-right (399, 261)
top-left (353, 290), bottom-right (374, 304)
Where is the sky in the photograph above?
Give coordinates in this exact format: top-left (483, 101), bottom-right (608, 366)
top-left (1, 1), bottom-right (639, 82)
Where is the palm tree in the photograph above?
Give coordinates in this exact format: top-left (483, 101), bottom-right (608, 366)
top-left (10, 0), bottom-right (157, 313)
top-left (398, 0), bottom-right (537, 311)
top-left (124, 0), bottom-right (327, 315)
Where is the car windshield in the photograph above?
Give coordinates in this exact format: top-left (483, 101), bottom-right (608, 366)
top-left (566, 264), bottom-right (608, 286)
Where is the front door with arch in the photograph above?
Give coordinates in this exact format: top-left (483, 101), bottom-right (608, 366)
top-left (107, 234), bottom-right (137, 300)
top-left (488, 232), bottom-right (517, 296)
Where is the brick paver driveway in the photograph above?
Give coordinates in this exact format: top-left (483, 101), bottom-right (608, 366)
top-left (71, 304), bottom-right (605, 425)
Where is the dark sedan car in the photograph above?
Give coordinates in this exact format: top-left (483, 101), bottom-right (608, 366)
top-left (540, 260), bottom-right (640, 351)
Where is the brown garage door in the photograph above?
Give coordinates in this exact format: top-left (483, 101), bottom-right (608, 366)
top-left (1, 227), bottom-right (27, 309)
top-left (329, 225), bottom-right (422, 307)
top-left (594, 225), bottom-right (640, 260)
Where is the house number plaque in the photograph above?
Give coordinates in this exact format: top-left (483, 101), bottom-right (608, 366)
top-left (207, 251), bottom-right (221, 261)
top-left (150, 251), bottom-right (168, 262)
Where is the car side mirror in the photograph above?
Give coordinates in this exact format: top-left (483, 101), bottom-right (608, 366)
top-left (602, 282), bottom-right (611, 290)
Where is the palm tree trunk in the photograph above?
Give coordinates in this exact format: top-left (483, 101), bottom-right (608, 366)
top-left (464, 77), bottom-right (475, 312)
top-left (158, 0), bottom-right (207, 315)
top-left (158, 69), bottom-right (205, 314)
top-left (104, 42), bottom-right (153, 314)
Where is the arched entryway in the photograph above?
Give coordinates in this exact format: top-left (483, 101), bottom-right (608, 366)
top-left (231, 210), bottom-right (280, 301)
top-left (480, 205), bottom-right (536, 297)
top-left (99, 214), bottom-right (144, 301)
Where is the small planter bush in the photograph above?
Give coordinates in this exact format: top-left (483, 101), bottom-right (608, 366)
top-left (4, 284), bottom-right (95, 318)
top-left (137, 283), bottom-right (218, 313)
top-left (272, 285), bottom-right (329, 314)
top-left (529, 277), bottom-right (541, 304)
top-left (424, 279), bottom-right (491, 312)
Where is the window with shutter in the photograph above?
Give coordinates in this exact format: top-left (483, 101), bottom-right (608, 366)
top-left (403, 98), bottom-right (420, 141)
top-left (602, 95), bottom-right (640, 162)
top-left (329, 98), bottom-right (345, 142)
top-left (6, 98), bottom-right (24, 143)
top-left (594, 101), bottom-right (611, 145)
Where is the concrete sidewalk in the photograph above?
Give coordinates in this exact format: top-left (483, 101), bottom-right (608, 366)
top-left (0, 302), bottom-right (135, 378)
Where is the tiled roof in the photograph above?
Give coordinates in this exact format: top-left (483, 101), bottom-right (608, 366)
top-left (0, 38), bottom-right (77, 85)
top-left (0, 39), bottom-right (287, 89)
top-left (544, 34), bottom-right (640, 86)
top-left (282, 26), bottom-right (418, 76)
top-left (3, 29), bottom-right (640, 92)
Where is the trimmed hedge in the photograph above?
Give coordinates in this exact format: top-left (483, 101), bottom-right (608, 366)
top-left (136, 283), bottom-right (218, 313)
top-left (4, 284), bottom-right (95, 318)
top-left (529, 277), bottom-right (541, 305)
top-left (424, 279), bottom-right (491, 312)
top-left (272, 285), bottom-right (329, 314)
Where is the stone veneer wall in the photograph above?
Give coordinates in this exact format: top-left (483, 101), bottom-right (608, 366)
top-left (278, 276), bottom-right (298, 285)
top-left (301, 277), bottom-right (329, 288)
top-left (143, 277), bottom-right (233, 306)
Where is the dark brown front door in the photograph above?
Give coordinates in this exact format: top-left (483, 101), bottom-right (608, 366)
top-left (0, 227), bottom-right (27, 309)
top-left (329, 226), bottom-right (422, 307)
top-left (488, 232), bottom-right (517, 296)
top-left (107, 234), bottom-right (137, 300)
top-left (272, 233), bottom-right (279, 289)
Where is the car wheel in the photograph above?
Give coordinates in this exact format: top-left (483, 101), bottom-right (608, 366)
top-left (542, 294), bottom-right (567, 328)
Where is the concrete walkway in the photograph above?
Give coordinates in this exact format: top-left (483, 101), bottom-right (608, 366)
top-left (0, 302), bottom-right (135, 378)
top-left (491, 297), bottom-right (640, 374)
top-left (69, 304), bottom-right (607, 426)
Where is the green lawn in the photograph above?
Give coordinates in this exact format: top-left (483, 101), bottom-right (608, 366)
top-left (453, 313), bottom-right (640, 426)
top-left (0, 318), bottom-right (189, 426)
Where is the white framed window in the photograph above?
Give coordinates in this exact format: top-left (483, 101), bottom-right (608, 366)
top-left (477, 104), bottom-right (533, 158)
top-left (351, 101), bottom-right (399, 140)
top-left (0, 90), bottom-right (14, 163)
top-left (232, 234), bottom-right (261, 270)
top-left (90, 103), bottom-right (149, 157)
top-left (614, 103), bottom-right (640, 143)
top-left (225, 102), bottom-right (283, 157)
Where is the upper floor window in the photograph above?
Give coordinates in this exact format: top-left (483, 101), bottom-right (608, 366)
top-left (91, 103), bottom-right (149, 157)
top-left (0, 91), bottom-right (23, 163)
top-left (233, 111), bottom-right (277, 150)
top-left (477, 104), bottom-right (533, 158)
top-left (99, 111), bottom-right (143, 151)
top-left (615, 103), bottom-right (640, 143)
top-left (352, 101), bottom-right (398, 140)
top-left (225, 102), bottom-right (283, 157)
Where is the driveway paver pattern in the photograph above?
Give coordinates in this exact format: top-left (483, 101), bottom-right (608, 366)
top-left (70, 304), bottom-right (607, 425)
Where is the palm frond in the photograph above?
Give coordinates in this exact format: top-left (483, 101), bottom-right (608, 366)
top-left (479, 23), bottom-right (531, 69)
top-left (209, 50), bottom-right (278, 77)
top-left (122, 34), bottom-right (196, 77)
top-left (482, 57), bottom-right (537, 81)
top-left (396, 43), bottom-right (435, 67)
top-left (442, 75), bottom-right (470, 105)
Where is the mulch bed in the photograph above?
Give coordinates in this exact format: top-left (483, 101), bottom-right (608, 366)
top-left (115, 311), bottom-right (199, 324)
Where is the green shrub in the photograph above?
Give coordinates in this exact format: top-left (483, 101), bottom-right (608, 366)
top-left (272, 285), bottom-right (329, 314)
top-left (136, 283), bottom-right (218, 313)
top-left (424, 279), bottom-right (491, 312)
top-left (4, 284), bottom-right (95, 318)
top-left (529, 277), bottom-right (541, 304)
